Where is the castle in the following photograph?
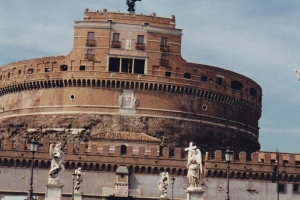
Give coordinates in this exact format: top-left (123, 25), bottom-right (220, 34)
top-left (0, 7), bottom-right (299, 200)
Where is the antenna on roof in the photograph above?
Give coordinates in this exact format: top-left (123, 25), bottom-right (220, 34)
top-left (126, 0), bottom-right (142, 14)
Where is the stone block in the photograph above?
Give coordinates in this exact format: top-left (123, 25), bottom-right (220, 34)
top-left (264, 153), bottom-right (271, 164)
top-left (67, 142), bottom-right (74, 154)
top-left (162, 147), bottom-right (169, 158)
top-left (18, 140), bottom-right (26, 151)
top-left (174, 148), bottom-right (181, 159)
top-left (45, 184), bottom-right (64, 200)
top-left (103, 145), bottom-right (109, 156)
top-left (239, 151), bottom-right (247, 163)
top-left (42, 141), bottom-right (50, 152)
top-left (150, 147), bottom-right (157, 157)
top-left (79, 143), bottom-right (86, 154)
top-left (115, 145), bottom-right (121, 156)
top-left (127, 146), bottom-right (133, 157)
top-left (289, 154), bottom-right (295, 166)
top-left (4, 140), bottom-right (13, 150)
top-left (91, 144), bottom-right (97, 154)
top-left (251, 152), bottom-right (259, 164)
top-left (215, 150), bottom-right (222, 161)
top-left (139, 147), bottom-right (145, 157)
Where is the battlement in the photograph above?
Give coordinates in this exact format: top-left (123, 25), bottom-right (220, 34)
top-left (205, 150), bottom-right (300, 182)
top-left (0, 140), bottom-right (187, 176)
top-left (1, 139), bottom-right (300, 182)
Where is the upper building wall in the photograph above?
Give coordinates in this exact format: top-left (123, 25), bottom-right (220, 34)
top-left (82, 9), bottom-right (177, 28)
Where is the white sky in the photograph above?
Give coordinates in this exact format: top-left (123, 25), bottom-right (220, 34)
top-left (0, 0), bottom-right (299, 153)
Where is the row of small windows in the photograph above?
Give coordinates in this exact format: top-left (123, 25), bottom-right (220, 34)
top-left (86, 32), bottom-right (169, 52)
top-left (0, 69), bottom-right (259, 97)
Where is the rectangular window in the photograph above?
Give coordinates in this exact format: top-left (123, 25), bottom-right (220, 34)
top-left (137, 35), bottom-right (144, 44)
top-left (86, 49), bottom-right (94, 61)
top-left (121, 58), bottom-right (133, 73)
top-left (112, 33), bottom-right (121, 48)
top-left (80, 65), bottom-right (86, 71)
top-left (165, 71), bottom-right (171, 77)
top-left (216, 77), bottom-right (223, 85)
top-left (87, 32), bottom-right (94, 41)
top-left (161, 54), bottom-right (167, 60)
top-left (113, 33), bottom-right (120, 41)
top-left (86, 32), bottom-right (95, 46)
top-left (45, 68), bottom-right (50, 73)
top-left (136, 35), bottom-right (145, 50)
top-left (108, 57), bottom-right (145, 75)
top-left (18, 70), bottom-right (22, 76)
top-left (109, 57), bottom-right (120, 72)
top-left (134, 59), bottom-right (145, 74)
top-left (161, 37), bottom-right (168, 47)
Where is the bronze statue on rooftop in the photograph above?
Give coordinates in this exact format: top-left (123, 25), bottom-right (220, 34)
top-left (126, 0), bottom-right (142, 14)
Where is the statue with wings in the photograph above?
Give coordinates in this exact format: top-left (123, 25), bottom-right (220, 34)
top-left (158, 171), bottom-right (169, 198)
top-left (186, 148), bottom-right (202, 189)
top-left (126, 0), bottom-right (142, 14)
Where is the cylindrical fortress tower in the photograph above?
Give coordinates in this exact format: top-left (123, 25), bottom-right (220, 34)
top-left (0, 9), bottom-right (262, 154)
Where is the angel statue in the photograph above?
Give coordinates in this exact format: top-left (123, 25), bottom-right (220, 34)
top-left (74, 167), bottom-right (86, 193)
top-left (48, 142), bottom-right (65, 184)
top-left (158, 172), bottom-right (169, 198)
top-left (185, 142), bottom-right (202, 190)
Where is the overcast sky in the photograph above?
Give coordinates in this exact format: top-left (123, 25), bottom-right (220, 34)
top-left (0, 1), bottom-right (299, 153)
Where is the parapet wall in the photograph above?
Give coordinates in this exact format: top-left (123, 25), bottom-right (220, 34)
top-left (205, 150), bottom-right (300, 183)
top-left (0, 140), bottom-right (187, 176)
top-left (1, 139), bottom-right (299, 183)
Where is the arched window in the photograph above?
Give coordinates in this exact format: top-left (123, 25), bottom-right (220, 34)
top-left (250, 88), bottom-right (257, 97)
top-left (231, 81), bottom-right (243, 91)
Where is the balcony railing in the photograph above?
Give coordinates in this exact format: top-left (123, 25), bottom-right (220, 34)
top-left (111, 41), bottom-right (121, 48)
top-left (160, 45), bottom-right (169, 52)
top-left (86, 39), bottom-right (96, 47)
top-left (85, 54), bottom-right (95, 61)
top-left (136, 43), bottom-right (145, 50)
top-left (159, 59), bottom-right (169, 66)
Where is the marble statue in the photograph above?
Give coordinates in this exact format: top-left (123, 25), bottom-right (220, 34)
top-left (185, 142), bottom-right (202, 190)
top-left (74, 167), bottom-right (85, 192)
top-left (295, 69), bottom-right (300, 80)
top-left (48, 143), bottom-right (65, 184)
top-left (158, 172), bottom-right (169, 198)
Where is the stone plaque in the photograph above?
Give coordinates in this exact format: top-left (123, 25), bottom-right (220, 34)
top-left (115, 184), bottom-right (128, 197)
top-left (118, 90), bottom-right (138, 114)
top-left (125, 39), bottom-right (132, 50)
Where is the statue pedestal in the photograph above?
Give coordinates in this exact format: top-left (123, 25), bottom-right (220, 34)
top-left (74, 192), bottom-right (83, 200)
top-left (186, 187), bottom-right (205, 200)
top-left (45, 184), bottom-right (64, 200)
top-left (159, 195), bottom-right (168, 200)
